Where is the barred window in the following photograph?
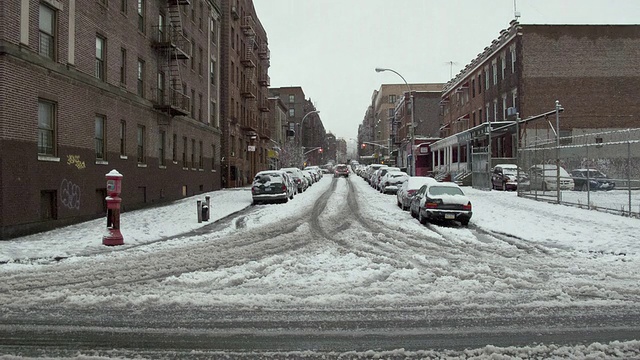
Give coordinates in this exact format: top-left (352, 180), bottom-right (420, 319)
top-left (39, 4), bottom-right (56, 60)
top-left (38, 100), bottom-right (56, 156)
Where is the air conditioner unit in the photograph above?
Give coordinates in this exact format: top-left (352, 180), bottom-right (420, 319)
top-left (506, 107), bottom-right (518, 117)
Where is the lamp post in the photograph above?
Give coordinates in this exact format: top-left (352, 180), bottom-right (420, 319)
top-left (375, 67), bottom-right (415, 175)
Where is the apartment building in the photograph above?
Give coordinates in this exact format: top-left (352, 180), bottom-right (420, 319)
top-left (219, 0), bottom-right (270, 188)
top-left (268, 86), bottom-right (325, 167)
top-left (0, 0), bottom-right (222, 239)
top-left (434, 21), bottom-right (640, 176)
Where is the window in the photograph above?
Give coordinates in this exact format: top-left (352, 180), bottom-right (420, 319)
top-left (191, 139), bottom-right (196, 168)
top-left (199, 1), bottom-right (204, 30)
top-left (40, 190), bottom-right (57, 220)
top-left (169, 133), bottom-right (176, 162)
top-left (95, 115), bottom-right (106, 160)
top-left (182, 136), bottom-right (188, 167)
top-left (120, 48), bottom-right (127, 84)
top-left (159, 130), bottom-right (166, 166)
top-left (137, 125), bottom-right (145, 163)
top-left (191, 1), bottom-right (196, 21)
top-left (471, 79), bottom-right (476, 97)
top-left (210, 59), bottom-right (216, 84)
top-left (501, 53), bottom-right (506, 80)
top-left (510, 45), bottom-right (516, 73)
top-left (120, 120), bottom-right (126, 156)
top-left (389, 95), bottom-right (396, 103)
top-left (210, 19), bottom-right (216, 44)
top-left (485, 103), bottom-right (490, 122)
top-left (38, 100), bottom-right (56, 156)
top-left (158, 13), bottom-right (165, 41)
top-left (493, 99), bottom-right (498, 122)
top-left (198, 47), bottom-right (203, 75)
top-left (95, 35), bottom-right (106, 81)
top-left (211, 101), bottom-right (218, 127)
top-left (198, 93), bottom-right (203, 121)
top-left (199, 140), bottom-right (203, 169)
top-left (120, 0), bottom-right (127, 14)
top-left (157, 71), bottom-right (165, 103)
top-left (39, 4), bottom-right (56, 60)
top-left (512, 89), bottom-right (518, 111)
top-left (211, 144), bottom-right (216, 170)
top-left (137, 0), bottom-right (145, 33)
top-left (191, 38), bottom-right (196, 70)
top-left (289, 94), bottom-right (295, 103)
top-left (388, 108), bottom-right (394, 118)
top-left (137, 59), bottom-right (145, 96)
top-left (231, 61), bottom-right (235, 84)
top-left (484, 67), bottom-right (489, 90)
top-left (477, 73), bottom-right (482, 94)
top-left (479, 108), bottom-right (483, 125)
top-left (191, 89), bottom-right (196, 115)
top-left (502, 94), bottom-right (507, 120)
top-left (289, 108), bottom-right (295, 117)
top-left (492, 60), bottom-right (498, 85)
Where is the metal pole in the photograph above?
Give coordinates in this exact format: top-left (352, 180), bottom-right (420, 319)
top-left (488, 122), bottom-right (492, 190)
top-left (555, 100), bottom-right (561, 204)
top-left (410, 92), bottom-right (415, 176)
top-left (516, 113), bottom-right (520, 195)
top-left (628, 130), bottom-right (632, 217)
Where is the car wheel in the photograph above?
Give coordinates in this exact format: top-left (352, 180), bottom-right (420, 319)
top-left (581, 183), bottom-right (588, 192)
top-left (501, 182), bottom-right (506, 191)
top-left (542, 182), bottom-right (548, 191)
top-left (460, 219), bottom-right (469, 226)
top-left (418, 210), bottom-right (427, 225)
top-left (397, 200), bottom-right (402, 208)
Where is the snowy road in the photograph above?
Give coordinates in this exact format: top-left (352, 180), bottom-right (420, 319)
top-left (1, 174), bottom-right (639, 358)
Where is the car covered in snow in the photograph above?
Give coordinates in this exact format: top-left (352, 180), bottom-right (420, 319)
top-left (491, 164), bottom-right (528, 191)
top-left (396, 176), bottom-right (438, 211)
top-left (251, 170), bottom-right (296, 205)
top-left (570, 168), bottom-right (615, 191)
top-left (410, 181), bottom-right (472, 226)
top-left (379, 171), bottom-right (409, 194)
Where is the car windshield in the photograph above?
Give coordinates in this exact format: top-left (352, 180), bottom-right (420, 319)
top-left (429, 186), bottom-right (464, 196)
top-left (502, 168), bottom-right (518, 175)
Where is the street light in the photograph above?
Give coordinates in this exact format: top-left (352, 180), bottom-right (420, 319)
top-left (299, 110), bottom-right (320, 149)
top-left (375, 67), bottom-right (415, 175)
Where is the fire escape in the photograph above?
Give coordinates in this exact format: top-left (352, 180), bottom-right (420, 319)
top-left (258, 41), bottom-right (271, 139)
top-left (151, 0), bottom-right (191, 117)
top-left (240, 15), bottom-right (257, 132)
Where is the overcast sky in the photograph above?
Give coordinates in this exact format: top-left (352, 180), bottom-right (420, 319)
top-left (253, 0), bottom-right (640, 141)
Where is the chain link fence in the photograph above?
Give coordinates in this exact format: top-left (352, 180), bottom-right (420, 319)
top-left (518, 128), bottom-right (640, 218)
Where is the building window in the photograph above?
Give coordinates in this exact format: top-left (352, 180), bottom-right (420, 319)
top-left (199, 140), bottom-right (203, 169)
top-left (191, 38), bottom-right (196, 70)
top-left (38, 100), bottom-right (56, 156)
top-left (199, 1), bottom-right (204, 30)
top-left (511, 45), bottom-right (516, 73)
top-left (137, 59), bottom-right (145, 96)
top-left (389, 95), bottom-right (396, 103)
top-left (512, 89), bottom-right (518, 111)
top-left (230, 61), bottom-right (235, 84)
top-left (492, 60), bottom-right (498, 85)
top-left (211, 144), bottom-right (216, 170)
top-left (210, 59), bottom-right (216, 84)
top-left (484, 67), bottom-right (489, 90)
top-left (137, 0), bottom-right (145, 33)
top-left (191, 139), bottom-right (196, 168)
top-left (471, 79), bottom-right (476, 97)
top-left (95, 35), bottom-right (106, 81)
top-left (159, 130), bottom-right (166, 166)
top-left (121, 0), bottom-right (127, 14)
top-left (289, 94), bottom-right (295, 103)
top-left (198, 47), bottom-right (203, 75)
top-left (137, 125), bottom-right (145, 163)
top-left (211, 101), bottom-right (218, 127)
top-left (39, 4), bottom-right (56, 60)
top-left (182, 136), bottom-right (188, 167)
top-left (388, 108), bottom-right (394, 118)
top-left (157, 71), bottom-right (165, 103)
top-left (191, 1), bottom-right (196, 21)
top-left (501, 53), bottom-right (506, 80)
top-left (289, 108), bottom-right (295, 117)
top-left (485, 103), bottom-right (490, 122)
top-left (493, 99), bottom-right (498, 122)
top-left (502, 94), bottom-right (507, 120)
top-left (198, 93), bottom-right (203, 121)
top-left (120, 120), bottom-right (126, 156)
top-left (210, 19), bottom-right (216, 44)
top-left (477, 73), bottom-right (482, 94)
top-left (479, 108), bottom-right (483, 125)
top-left (191, 89), bottom-right (196, 115)
top-left (172, 133), bottom-right (177, 162)
top-left (120, 48), bottom-right (127, 84)
top-left (95, 115), bottom-right (106, 160)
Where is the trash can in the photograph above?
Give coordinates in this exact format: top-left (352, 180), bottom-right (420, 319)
top-left (201, 204), bottom-right (209, 221)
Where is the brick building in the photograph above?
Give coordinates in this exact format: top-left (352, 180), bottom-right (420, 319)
top-left (0, 0), bottom-right (222, 239)
top-left (434, 21), bottom-right (640, 178)
top-left (219, 0), bottom-right (271, 188)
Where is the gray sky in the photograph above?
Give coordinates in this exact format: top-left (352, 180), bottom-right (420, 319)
top-left (253, 0), bottom-right (640, 141)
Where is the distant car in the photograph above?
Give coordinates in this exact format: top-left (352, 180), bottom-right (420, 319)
top-left (373, 167), bottom-right (401, 191)
top-left (396, 176), bottom-right (438, 211)
top-left (570, 169), bottom-right (615, 191)
top-left (528, 164), bottom-right (575, 191)
top-left (380, 171), bottom-right (409, 194)
top-left (301, 170), bottom-right (314, 186)
top-left (334, 164), bottom-right (349, 177)
top-left (251, 170), bottom-right (295, 205)
top-left (409, 182), bottom-right (472, 226)
top-left (304, 166), bottom-right (323, 180)
top-left (280, 167), bottom-right (308, 193)
top-left (491, 164), bottom-right (528, 191)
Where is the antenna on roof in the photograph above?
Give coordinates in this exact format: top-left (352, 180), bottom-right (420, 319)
top-left (445, 61), bottom-right (459, 79)
top-left (513, 0), bottom-right (521, 19)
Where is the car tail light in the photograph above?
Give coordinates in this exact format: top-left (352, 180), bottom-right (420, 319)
top-left (251, 186), bottom-right (259, 194)
top-left (296, 179), bottom-right (301, 184)
top-left (463, 202), bottom-right (472, 211)
top-left (282, 184), bottom-right (287, 192)
top-left (407, 190), bottom-right (417, 196)
top-left (426, 198), bottom-right (442, 209)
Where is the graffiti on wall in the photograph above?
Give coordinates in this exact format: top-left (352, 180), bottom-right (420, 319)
top-left (67, 155), bottom-right (86, 169)
top-left (60, 179), bottom-right (81, 210)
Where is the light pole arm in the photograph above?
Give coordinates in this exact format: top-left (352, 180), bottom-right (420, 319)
top-left (299, 110), bottom-right (320, 148)
top-left (303, 147), bottom-right (322, 155)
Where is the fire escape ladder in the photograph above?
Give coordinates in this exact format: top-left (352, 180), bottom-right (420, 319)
top-left (161, 1), bottom-right (190, 116)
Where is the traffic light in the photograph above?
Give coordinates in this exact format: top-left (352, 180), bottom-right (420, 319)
top-left (318, 148), bottom-right (323, 153)
top-left (361, 143), bottom-right (366, 149)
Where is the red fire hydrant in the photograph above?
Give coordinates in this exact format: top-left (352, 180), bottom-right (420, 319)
top-left (102, 169), bottom-right (124, 246)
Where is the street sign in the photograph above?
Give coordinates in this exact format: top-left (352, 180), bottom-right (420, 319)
top-left (248, 145), bottom-right (256, 152)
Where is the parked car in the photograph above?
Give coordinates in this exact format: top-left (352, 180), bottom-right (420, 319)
top-left (251, 170), bottom-right (295, 205)
top-left (301, 170), bottom-right (314, 186)
top-left (365, 164), bottom-right (386, 184)
top-left (396, 176), bottom-right (438, 211)
top-left (491, 164), bottom-right (528, 191)
top-left (380, 171), bottom-right (409, 194)
top-left (304, 166), bottom-right (323, 180)
top-left (373, 167), bottom-right (401, 191)
top-left (280, 167), bottom-right (308, 193)
top-left (334, 164), bottom-right (350, 177)
top-left (570, 168), bottom-right (616, 191)
top-left (409, 182), bottom-right (472, 226)
top-left (528, 164), bottom-right (575, 191)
